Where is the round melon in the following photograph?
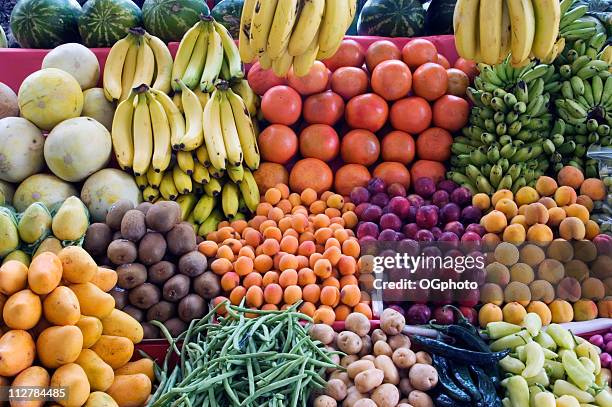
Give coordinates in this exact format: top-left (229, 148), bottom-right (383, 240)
top-left (18, 68), bottom-right (83, 131)
top-left (82, 88), bottom-right (115, 130)
top-left (81, 168), bottom-right (142, 222)
top-left (10, 0), bottom-right (82, 49)
top-left (0, 25), bottom-right (6, 48)
top-left (0, 117), bottom-right (45, 183)
top-left (44, 117), bottom-right (111, 182)
top-left (0, 82), bottom-right (18, 119)
top-left (0, 180), bottom-right (15, 206)
top-left (142, 0), bottom-right (209, 42)
top-left (42, 43), bottom-right (100, 89)
top-left (79, 0), bottom-right (142, 47)
top-left (210, 0), bottom-right (241, 39)
top-left (357, 0), bottom-right (425, 37)
top-left (14, 174), bottom-right (77, 212)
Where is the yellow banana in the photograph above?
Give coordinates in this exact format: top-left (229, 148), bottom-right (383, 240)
top-left (145, 33), bottom-right (173, 94)
top-left (135, 174), bottom-right (149, 190)
top-left (239, 0), bottom-right (258, 63)
top-left (541, 37), bottom-right (565, 64)
top-left (120, 38), bottom-right (138, 102)
top-left (231, 79), bottom-right (259, 116)
top-left (177, 150), bottom-right (196, 175)
top-left (453, 0), bottom-right (480, 60)
top-left (287, 0), bottom-right (324, 56)
top-left (250, 0), bottom-right (279, 55)
top-left (145, 94), bottom-right (172, 173)
top-left (531, 0), bottom-right (560, 60)
top-left (318, 0), bottom-right (350, 57)
top-left (227, 89), bottom-right (260, 170)
top-left (294, 29), bottom-right (320, 77)
top-left (507, 0), bottom-right (536, 65)
top-left (181, 22), bottom-right (209, 90)
top-left (267, 0), bottom-right (299, 60)
top-left (195, 145), bottom-right (211, 166)
top-left (146, 166), bottom-right (164, 188)
top-left (219, 91), bottom-right (243, 166)
top-left (198, 208), bottom-right (223, 236)
top-left (200, 25), bottom-right (223, 92)
top-left (111, 92), bottom-right (136, 171)
top-left (203, 90), bottom-right (227, 170)
top-left (172, 165), bottom-right (193, 194)
top-left (498, 0), bottom-right (511, 63)
top-left (150, 89), bottom-right (186, 152)
top-left (192, 161), bottom-right (211, 184)
top-left (132, 93), bottom-right (153, 176)
top-left (239, 168), bottom-right (260, 213)
top-left (142, 186), bottom-right (159, 202)
top-left (193, 194), bottom-right (216, 223)
top-left (272, 50), bottom-right (294, 78)
top-left (227, 163), bottom-right (245, 183)
top-left (173, 92), bottom-right (183, 113)
top-left (194, 87), bottom-right (210, 109)
top-left (160, 171), bottom-right (179, 200)
top-left (132, 36), bottom-right (155, 88)
top-left (222, 182), bottom-right (240, 218)
top-left (214, 21), bottom-right (244, 79)
top-left (208, 164), bottom-right (224, 179)
top-left (177, 80), bottom-right (204, 151)
top-left (176, 193), bottom-right (198, 221)
top-left (259, 53), bottom-right (273, 70)
top-left (204, 176), bottom-right (223, 196)
top-left (103, 35), bottom-right (132, 101)
top-left (479, 0), bottom-right (503, 65)
top-left (172, 22), bottom-right (202, 92)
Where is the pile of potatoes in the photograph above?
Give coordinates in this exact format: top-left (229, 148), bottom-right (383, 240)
top-left (0, 246), bottom-right (152, 407)
top-left (83, 199), bottom-right (218, 339)
top-left (311, 309), bottom-right (438, 407)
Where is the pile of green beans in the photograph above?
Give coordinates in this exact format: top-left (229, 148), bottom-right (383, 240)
top-left (147, 301), bottom-right (341, 407)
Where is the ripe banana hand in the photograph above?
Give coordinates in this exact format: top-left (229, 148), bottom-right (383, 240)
top-left (193, 194), bottom-right (216, 223)
top-left (272, 50), bottom-right (294, 78)
top-left (176, 193), bottom-right (198, 221)
top-left (181, 22), bottom-right (209, 90)
top-left (203, 90), bottom-right (228, 170)
top-left (177, 80), bottom-right (204, 151)
top-left (267, 0), bottom-right (299, 60)
top-left (200, 23), bottom-right (224, 92)
top-left (227, 89), bottom-right (260, 170)
top-left (103, 35), bottom-right (132, 101)
top-left (145, 33), bottom-right (173, 94)
top-left (288, 0), bottom-right (324, 56)
top-left (479, 0), bottom-right (503, 65)
top-left (507, 0), bottom-right (536, 65)
top-left (294, 29), bottom-right (320, 77)
top-left (150, 89), bottom-right (186, 152)
top-left (146, 166), bottom-right (164, 188)
top-left (531, 0), bottom-right (561, 60)
top-left (498, 0), bottom-right (511, 63)
top-left (195, 145), bottom-right (211, 167)
top-left (177, 150), bottom-right (195, 175)
top-left (172, 22), bottom-right (202, 92)
top-left (172, 165), bottom-right (193, 194)
top-left (222, 182), bottom-right (240, 218)
top-left (132, 35), bottom-right (155, 88)
top-left (239, 0), bottom-right (258, 63)
top-left (146, 93), bottom-right (172, 173)
top-left (120, 37), bottom-right (138, 101)
top-left (453, 0), bottom-right (480, 60)
top-left (238, 168), bottom-right (260, 213)
top-left (250, 0), bottom-right (279, 55)
top-left (215, 21), bottom-right (244, 80)
top-left (231, 79), bottom-right (259, 116)
top-left (132, 92), bottom-right (153, 176)
top-left (318, 0), bottom-right (350, 59)
top-left (111, 92), bottom-right (136, 171)
top-left (160, 171), bottom-right (179, 200)
top-left (219, 90), bottom-right (243, 166)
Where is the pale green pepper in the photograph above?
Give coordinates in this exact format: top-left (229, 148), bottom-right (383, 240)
top-left (491, 330), bottom-right (533, 352)
top-left (529, 385), bottom-right (543, 407)
top-left (544, 360), bottom-right (566, 380)
top-left (532, 391), bottom-right (555, 407)
top-left (562, 351), bottom-right (596, 390)
top-left (487, 321), bottom-right (523, 339)
top-left (522, 313), bottom-right (542, 337)
top-left (547, 324), bottom-right (575, 349)
top-left (579, 404), bottom-right (598, 407)
top-left (580, 357), bottom-right (596, 374)
top-left (576, 342), bottom-right (601, 375)
top-left (517, 345), bottom-right (556, 362)
top-left (502, 398), bottom-right (512, 407)
top-left (557, 395), bottom-right (581, 407)
top-left (553, 380), bottom-right (595, 403)
top-left (595, 389), bottom-right (612, 407)
top-left (506, 375), bottom-right (530, 407)
top-left (500, 355), bottom-right (526, 374)
top-left (522, 341), bottom-right (545, 378)
top-left (535, 331), bottom-right (557, 351)
top-left (525, 369), bottom-right (549, 386)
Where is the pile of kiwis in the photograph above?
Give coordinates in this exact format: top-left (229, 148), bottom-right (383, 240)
top-left (83, 200), bottom-right (222, 338)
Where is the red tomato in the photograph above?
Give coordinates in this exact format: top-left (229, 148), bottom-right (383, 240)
top-left (303, 91), bottom-right (345, 126)
top-left (258, 124), bottom-right (298, 164)
top-left (247, 61), bottom-right (288, 96)
top-left (299, 124), bottom-right (340, 162)
top-left (432, 95), bottom-right (470, 132)
top-left (371, 60), bottom-right (412, 101)
top-left (345, 93), bottom-right (389, 132)
top-left (390, 97), bottom-right (432, 134)
top-left (261, 85), bottom-right (302, 125)
top-left (341, 129), bottom-right (381, 166)
top-left (331, 67), bottom-right (370, 100)
top-left (287, 61), bottom-right (331, 96)
top-left (323, 39), bottom-right (365, 71)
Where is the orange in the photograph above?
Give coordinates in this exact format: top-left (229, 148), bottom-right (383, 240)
top-left (340, 129), bottom-right (380, 166)
top-left (402, 39), bottom-right (438, 69)
top-left (323, 39), bottom-right (365, 71)
top-left (299, 124), bottom-right (340, 162)
top-left (416, 127), bottom-right (453, 162)
top-left (287, 61), bottom-right (330, 96)
top-left (261, 85), bottom-right (302, 125)
top-left (433, 95), bottom-right (470, 132)
top-left (289, 158), bottom-right (333, 194)
top-left (390, 97), bottom-right (432, 134)
top-left (334, 164), bottom-right (371, 196)
top-left (258, 124), bottom-right (298, 164)
top-left (253, 163), bottom-right (289, 193)
top-left (371, 60), bottom-right (412, 101)
top-left (373, 162), bottom-right (411, 188)
top-left (365, 40), bottom-right (401, 72)
top-left (412, 62), bottom-right (448, 101)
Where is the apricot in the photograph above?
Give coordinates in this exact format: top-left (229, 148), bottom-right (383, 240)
top-left (556, 277), bottom-right (581, 302)
top-left (510, 215), bottom-right (528, 230)
top-left (518, 205), bottom-right (527, 215)
top-left (538, 258), bottom-right (565, 284)
top-left (605, 278), bottom-right (612, 296)
top-left (547, 207), bottom-right (566, 227)
top-left (481, 210), bottom-right (508, 234)
top-left (478, 303), bottom-right (503, 328)
top-left (546, 239), bottom-right (574, 263)
top-left (538, 197), bottom-right (557, 209)
top-left (526, 301), bottom-right (552, 325)
top-left (492, 189), bottom-right (513, 206)
top-left (504, 281), bottom-right (531, 306)
top-left (598, 298), bottom-right (612, 318)
top-left (516, 187), bottom-right (540, 206)
top-left (502, 302), bottom-right (527, 325)
top-left (473, 193), bottom-right (491, 211)
top-left (519, 244), bottom-right (545, 267)
top-left (526, 224), bottom-right (553, 245)
top-left (580, 178), bottom-right (606, 201)
top-left (549, 299), bottom-right (574, 323)
top-left (581, 277), bottom-right (605, 300)
top-left (558, 165), bottom-right (584, 189)
top-left (480, 283), bottom-right (504, 305)
top-left (495, 242), bottom-right (520, 266)
top-left (485, 262), bottom-right (511, 286)
top-left (592, 255), bottom-right (612, 280)
top-left (529, 280), bottom-right (555, 304)
top-left (576, 195), bottom-right (594, 212)
top-left (559, 217), bottom-right (586, 240)
top-left (510, 263), bottom-right (534, 285)
top-left (586, 220), bottom-right (601, 240)
top-left (502, 224), bottom-right (526, 245)
top-left (564, 204), bottom-right (590, 223)
top-left (554, 186), bottom-right (577, 206)
top-left (482, 233), bottom-right (502, 251)
top-left (496, 199), bottom-right (519, 220)
top-left (573, 299), bottom-right (598, 321)
top-left (535, 176), bottom-right (558, 197)
top-left (524, 203), bottom-right (549, 225)
top-left (573, 240), bottom-right (597, 263)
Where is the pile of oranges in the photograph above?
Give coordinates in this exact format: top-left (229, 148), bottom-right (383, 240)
top-left (199, 184), bottom-right (372, 325)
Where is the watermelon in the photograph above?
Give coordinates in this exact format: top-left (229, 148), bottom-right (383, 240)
top-left (79, 0), bottom-right (142, 47)
top-left (347, 0), bottom-right (367, 35)
top-left (142, 0), bottom-right (209, 42)
top-left (424, 0), bottom-right (456, 35)
top-left (210, 0), bottom-right (241, 39)
top-left (357, 0), bottom-right (425, 38)
top-left (0, 26), bottom-right (6, 47)
top-left (10, 0), bottom-right (82, 48)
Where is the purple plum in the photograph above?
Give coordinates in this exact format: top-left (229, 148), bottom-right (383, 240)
top-left (380, 213), bottom-right (402, 231)
top-left (440, 203), bottom-right (461, 224)
top-left (371, 193), bottom-right (390, 208)
top-left (407, 194), bottom-right (425, 208)
top-left (407, 206), bottom-right (417, 223)
top-left (439, 231), bottom-right (459, 244)
top-left (379, 229), bottom-right (399, 241)
top-left (461, 232), bottom-right (482, 251)
top-left (388, 196), bottom-right (411, 219)
top-left (437, 179), bottom-right (459, 194)
top-left (398, 239), bottom-right (420, 256)
top-left (357, 222), bottom-right (380, 239)
top-left (431, 227), bottom-right (442, 240)
top-left (415, 229), bottom-right (435, 242)
top-left (402, 223), bottom-right (419, 239)
top-left (350, 187), bottom-right (370, 205)
top-left (465, 223), bottom-right (486, 237)
top-left (406, 304), bottom-right (432, 325)
top-left (590, 335), bottom-right (604, 348)
top-left (355, 203), bottom-right (369, 218)
top-left (601, 353), bottom-right (612, 368)
top-left (416, 205), bottom-right (439, 229)
top-left (362, 205), bottom-right (383, 222)
top-left (423, 246), bottom-right (442, 257)
top-left (367, 177), bottom-right (386, 194)
top-left (414, 178), bottom-right (436, 198)
top-left (359, 235), bottom-right (377, 246)
top-left (450, 187), bottom-right (472, 206)
top-left (444, 221), bottom-right (465, 237)
top-left (432, 190), bottom-right (450, 208)
top-left (461, 205), bottom-right (483, 224)
top-left (604, 333), bottom-right (612, 344)
top-left (387, 183), bottom-right (407, 197)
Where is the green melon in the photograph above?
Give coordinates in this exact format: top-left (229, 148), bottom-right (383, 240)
top-left (142, 0), bottom-right (209, 42)
top-left (357, 0), bottom-right (425, 38)
top-left (79, 0), bottom-right (142, 47)
top-left (210, 0), bottom-right (241, 39)
top-left (10, 0), bottom-right (82, 48)
top-left (424, 0), bottom-right (456, 35)
top-left (0, 26), bottom-right (6, 47)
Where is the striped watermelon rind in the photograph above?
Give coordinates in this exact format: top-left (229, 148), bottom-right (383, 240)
top-left (10, 0), bottom-right (82, 48)
top-left (0, 25), bottom-right (6, 47)
top-left (424, 0), bottom-right (456, 35)
top-left (79, 0), bottom-right (142, 47)
top-left (142, 0), bottom-right (210, 42)
top-left (210, 0), bottom-right (241, 39)
top-left (357, 0), bottom-right (425, 38)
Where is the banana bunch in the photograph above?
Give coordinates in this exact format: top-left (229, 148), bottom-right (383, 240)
top-left (449, 58), bottom-right (560, 195)
top-left (172, 17), bottom-right (243, 93)
top-left (557, 32), bottom-right (609, 65)
top-left (239, 0), bottom-right (356, 77)
top-left (454, 0), bottom-right (562, 66)
top-left (103, 28), bottom-right (173, 102)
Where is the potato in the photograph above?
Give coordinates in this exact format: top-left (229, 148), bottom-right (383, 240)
top-left (114, 358), bottom-right (154, 381)
top-left (83, 223), bottom-right (113, 257)
top-left (166, 223), bottom-right (197, 256)
top-left (144, 201), bottom-right (181, 233)
top-left (310, 324), bottom-right (335, 345)
top-left (340, 355), bottom-right (359, 368)
top-left (371, 383), bottom-right (400, 407)
top-left (90, 267), bottom-right (118, 292)
top-left (399, 377), bottom-right (414, 396)
top-left (116, 263), bottom-right (147, 289)
top-left (3, 289), bottom-right (41, 330)
top-left (313, 395), bottom-right (337, 407)
top-left (43, 286), bottom-right (80, 326)
top-left (371, 329), bottom-right (387, 344)
top-left (392, 348), bottom-right (416, 369)
top-left (329, 371), bottom-right (350, 388)
top-left (374, 341), bottom-right (393, 357)
top-left (0, 330), bottom-right (35, 376)
top-left (58, 246), bottom-right (98, 284)
top-left (37, 326), bottom-right (83, 368)
top-left (361, 355), bottom-right (375, 362)
top-left (325, 378), bottom-right (347, 401)
top-left (408, 363), bottom-right (438, 391)
top-left (106, 373), bottom-right (151, 407)
top-left (27, 252), bottom-right (62, 295)
top-left (91, 335), bottom-right (134, 369)
top-left (12, 366), bottom-right (50, 407)
top-left (415, 352), bottom-right (432, 365)
top-left (407, 390), bottom-right (434, 407)
top-left (353, 399), bottom-right (376, 407)
top-left (106, 200), bottom-right (134, 231)
top-left (75, 349), bottom-right (114, 391)
top-left (347, 360), bottom-right (375, 379)
top-left (337, 331), bottom-right (363, 354)
top-left (344, 388), bottom-right (367, 407)
top-left (380, 308), bottom-right (405, 335)
top-left (50, 363), bottom-right (90, 407)
top-left (345, 312), bottom-right (370, 336)
top-left (388, 334), bottom-right (411, 350)
top-left (0, 260), bottom-right (28, 295)
top-left (374, 355), bottom-right (400, 385)
top-left (100, 309), bottom-right (143, 343)
top-left (359, 335), bottom-right (373, 357)
top-left (69, 283), bottom-right (115, 319)
top-left (76, 316), bottom-right (103, 348)
top-left (120, 210), bottom-right (146, 243)
top-left (134, 202), bottom-right (152, 215)
top-left (84, 392), bottom-right (119, 407)
top-left (354, 369), bottom-right (384, 393)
